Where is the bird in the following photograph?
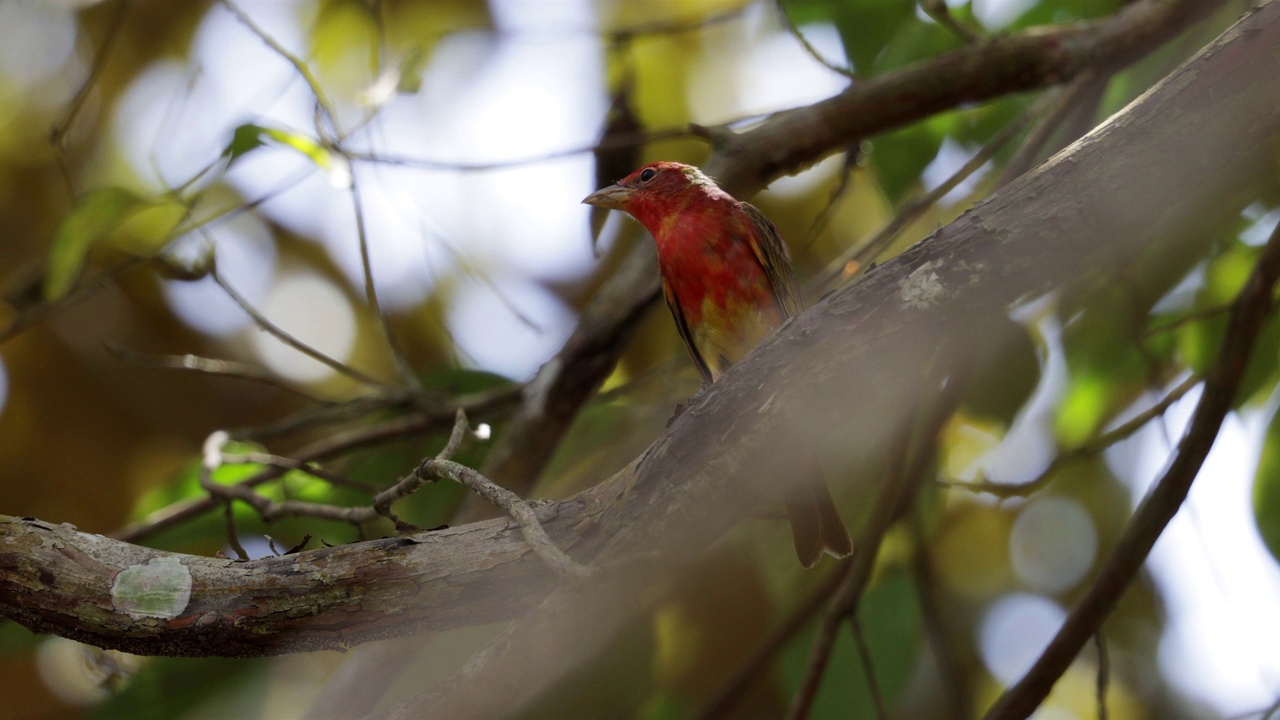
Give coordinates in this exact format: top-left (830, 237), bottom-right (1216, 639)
top-left (583, 161), bottom-right (852, 567)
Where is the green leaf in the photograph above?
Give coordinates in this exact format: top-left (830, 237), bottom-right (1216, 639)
top-left (224, 124), bottom-right (345, 185)
top-left (44, 188), bottom-right (147, 300)
top-left (395, 46), bottom-right (429, 94)
top-left (224, 123), bottom-right (269, 166)
top-left (111, 196), bottom-right (188, 258)
top-left (870, 126), bottom-right (943, 205)
top-left (418, 367), bottom-right (513, 394)
top-left (1254, 407), bottom-right (1280, 565)
top-left (871, 15), bottom-right (961, 75)
top-left (1178, 242), bottom-right (1280, 406)
top-left (0, 619), bottom-right (41, 654)
top-left (1056, 288), bottom-right (1152, 446)
top-left (784, 0), bottom-right (913, 74)
top-left (1012, 0), bottom-right (1121, 30)
top-left (263, 127), bottom-right (334, 170)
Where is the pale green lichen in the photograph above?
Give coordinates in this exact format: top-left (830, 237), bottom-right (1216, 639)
top-left (899, 259), bottom-right (948, 309)
top-left (111, 557), bottom-right (192, 620)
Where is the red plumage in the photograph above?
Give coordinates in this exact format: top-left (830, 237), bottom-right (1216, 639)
top-left (583, 161), bottom-right (852, 567)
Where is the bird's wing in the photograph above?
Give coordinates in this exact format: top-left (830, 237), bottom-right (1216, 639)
top-left (662, 276), bottom-right (715, 384)
top-left (741, 202), bottom-right (803, 319)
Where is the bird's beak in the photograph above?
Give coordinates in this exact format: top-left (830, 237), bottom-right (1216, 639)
top-left (581, 184), bottom-right (631, 210)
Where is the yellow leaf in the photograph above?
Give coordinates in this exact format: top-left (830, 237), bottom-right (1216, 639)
top-left (44, 188), bottom-right (146, 300)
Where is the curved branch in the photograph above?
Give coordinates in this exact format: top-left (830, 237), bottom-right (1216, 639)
top-left (2, 1), bottom-right (1276, 673)
top-left (719, 0), bottom-right (1225, 186)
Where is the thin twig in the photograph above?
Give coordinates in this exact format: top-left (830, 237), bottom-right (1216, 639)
top-left (104, 344), bottom-right (335, 404)
top-left (221, 501), bottom-right (249, 561)
top-left (211, 267), bottom-right (394, 390)
top-left (825, 88), bottom-right (1062, 287)
top-left (911, 510), bottom-right (971, 720)
top-left (199, 418), bottom-right (469, 530)
top-left (1144, 304), bottom-right (1231, 337)
top-left (224, 391), bottom-right (440, 441)
top-left (997, 72), bottom-right (1099, 188)
top-left (344, 107), bottom-right (786, 174)
top-left (199, 410), bottom-right (588, 579)
top-left (425, 223), bottom-right (545, 333)
top-left (171, 164), bottom-right (317, 239)
top-left (219, 0), bottom-right (339, 137)
top-left (850, 612), bottom-right (888, 720)
top-left (369, 409), bottom-right (473, 515)
top-left (3, 161), bottom-right (311, 348)
top-left (348, 167), bottom-right (419, 388)
top-left (1094, 633), bottom-right (1109, 720)
top-left (696, 569), bottom-right (847, 720)
top-left (946, 373), bottom-right (1201, 498)
top-left (798, 146), bottom-right (862, 258)
top-left (113, 388), bottom-right (520, 543)
top-left (343, 134), bottom-right (666, 172)
top-left (774, 0), bottom-right (858, 80)
top-left (51, 0), bottom-right (129, 152)
top-left (227, 402), bottom-right (382, 443)
top-left (789, 363), bottom-right (966, 720)
top-left (919, 0), bottom-right (982, 43)
top-left (199, 431), bottom-right (380, 528)
top-left (786, 449), bottom-right (911, 720)
top-left (221, 450), bottom-right (379, 495)
top-left (413, 411), bottom-right (592, 580)
top-left (984, 219), bottom-right (1280, 719)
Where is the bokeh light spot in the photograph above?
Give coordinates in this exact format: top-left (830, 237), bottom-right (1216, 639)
top-left (979, 593), bottom-right (1066, 684)
top-left (163, 214), bottom-right (278, 337)
top-left (448, 279), bottom-right (574, 381)
top-left (1010, 496), bottom-right (1097, 593)
top-left (248, 272), bottom-right (356, 384)
top-left (0, 3), bottom-right (76, 85)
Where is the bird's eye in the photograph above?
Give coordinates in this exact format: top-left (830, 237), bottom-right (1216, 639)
top-left (639, 168), bottom-right (657, 183)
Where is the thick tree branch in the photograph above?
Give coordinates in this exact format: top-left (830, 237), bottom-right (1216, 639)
top-left (480, 0), bottom-right (1228, 501)
top-left (1, 1), bottom-right (1272, 684)
top-left (386, 5), bottom-right (1280, 715)
top-left (729, 0), bottom-right (1227, 185)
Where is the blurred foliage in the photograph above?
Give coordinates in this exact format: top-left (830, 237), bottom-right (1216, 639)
top-left (777, 569), bottom-right (922, 718)
top-left (92, 657), bottom-right (268, 720)
top-left (1256, 408), bottom-right (1280, 564)
top-left (0, 0), bottom-right (1272, 718)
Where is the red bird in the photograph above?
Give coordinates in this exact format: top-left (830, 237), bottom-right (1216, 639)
top-left (583, 161), bottom-right (852, 567)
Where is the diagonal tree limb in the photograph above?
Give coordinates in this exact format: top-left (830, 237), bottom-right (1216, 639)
top-left (478, 0), bottom-right (1228, 505)
top-left (379, 5), bottom-right (1280, 715)
top-left (983, 163), bottom-right (1280, 720)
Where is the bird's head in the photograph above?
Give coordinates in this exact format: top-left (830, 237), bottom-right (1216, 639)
top-left (582, 162), bottom-right (723, 228)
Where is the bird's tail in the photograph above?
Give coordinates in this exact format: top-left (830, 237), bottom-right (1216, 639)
top-left (785, 477), bottom-right (853, 568)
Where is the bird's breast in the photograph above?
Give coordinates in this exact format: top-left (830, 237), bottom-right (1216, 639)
top-left (654, 212), bottom-right (782, 375)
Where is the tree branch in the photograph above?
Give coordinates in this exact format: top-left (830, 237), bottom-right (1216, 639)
top-left (479, 0), bottom-right (1227, 503)
top-left (0, 1), bottom-right (1274, 700)
top-left (982, 150), bottom-right (1280, 720)
top-left (383, 5), bottom-right (1280, 714)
